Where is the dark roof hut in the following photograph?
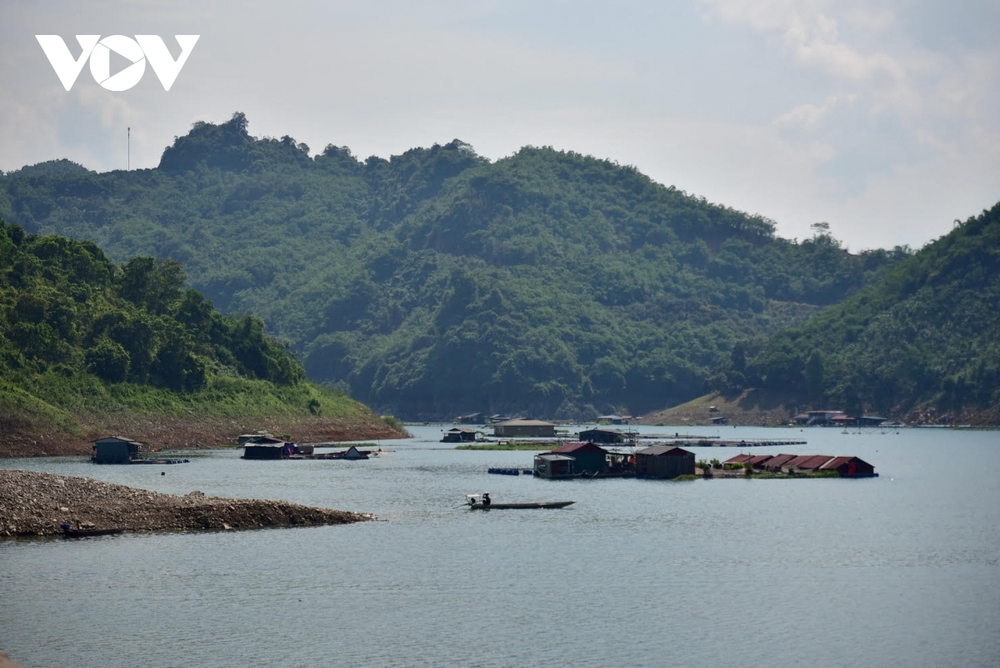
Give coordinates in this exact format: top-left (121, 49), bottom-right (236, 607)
top-left (493, 419), bottom-right (556, 438)
top-left (549, 442), bottom-right (609, 475)
top-left (92, 436), bottom-right (144, 464)
top-left (635, 446), bottom-right (695, 479)
top-left (441, 427), bottom-right (477, 443)
top-left (578, 427), bottom-right (626, 444)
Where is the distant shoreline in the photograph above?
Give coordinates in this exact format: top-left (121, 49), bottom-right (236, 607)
top-left (0, 414), bottom-right (406, 459)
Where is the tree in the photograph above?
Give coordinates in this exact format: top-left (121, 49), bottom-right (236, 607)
top-left (155, 334), bottom-right (206, 391)
top-left (85, 341), bottom-right (130, 382)
top-left (119, 257), bottom-right (185, 315)
top-left (109, 312), bottom-right (160, 382)
top-left (805, 350), bottom-right (825, 399)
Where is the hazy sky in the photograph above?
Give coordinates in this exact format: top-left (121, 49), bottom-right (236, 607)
top-left (2, 0), bottom-right (998, 251)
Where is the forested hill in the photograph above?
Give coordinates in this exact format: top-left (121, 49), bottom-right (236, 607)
top-left (710, 203), bottom-right (1000, 424)
top-left (0, 112), bottom-right (907, 419)
top-left (0, 218), bottom-right (398, 455)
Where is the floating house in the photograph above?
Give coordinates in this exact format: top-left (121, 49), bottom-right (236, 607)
top-left (533, 453), bottom-right (577, 479)
top-left (634, 446), bottom-right (695, 479)
top-left (578, 427), bottom-right (626, 444)
top-left (793, 410), bottom-right (846, 426)
top-left (597, 414), bottom-right (629, 425)
top-left (782, 454), bottom-right (834, 472)
top-left (534, 442), bottom-right (611, 478)
top-left (728, 454), bottom-right (774, 468)
top-left (726, 453), bottom-right (877, 477)
top-left (493, 419), bottom-right (556, 438)
top-left (442, 427), bottom-right (478, 443)
top-left (551, 442), bottom-right (609, 475)
top-left (340, 445), bottom-right (369, 460)
top-left (819, 456), bottom-right (876, 477)
top-left (237, 431), bottom-right (276, 445)
top-left (243, 436), bottom-right (296, 460)
top-left (759, 454), bottom-right (797, 471)
top-left (92, 436), bottom-right (144, 464)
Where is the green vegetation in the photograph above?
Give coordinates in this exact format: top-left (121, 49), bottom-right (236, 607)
top-left (0, 218), bottom-right (394, 451)
top-left (0, 112), bottom-right (907, 420)
top-left (456, 443), bottom-right (552, 451)
top-left (708, 203), bottom-right (1000, 423)
top-left (380, 415), bottom-right (404, 432)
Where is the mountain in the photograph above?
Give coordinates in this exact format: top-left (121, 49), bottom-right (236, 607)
top-left (708, 203), bottom-right (1000, 424)
top-left (0, 112), bottom-right (906, 419)
top-left (0, 218), bottom-right (402, 456)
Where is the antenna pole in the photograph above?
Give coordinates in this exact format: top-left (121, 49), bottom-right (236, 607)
top-left (127, 126), bottom-right (130, 171)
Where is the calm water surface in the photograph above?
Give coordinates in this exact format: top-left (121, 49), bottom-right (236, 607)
top-left (1, 425), bottom-right (998, 667)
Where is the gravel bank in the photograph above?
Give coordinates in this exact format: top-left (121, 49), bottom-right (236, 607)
top-left (0, 470), bottom-right (373, 538)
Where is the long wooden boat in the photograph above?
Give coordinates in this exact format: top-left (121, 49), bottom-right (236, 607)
top-left (467, 500), bottom-right (575, 510)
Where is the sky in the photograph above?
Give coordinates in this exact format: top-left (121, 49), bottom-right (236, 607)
top-left (2, 0), bottom-right (998, 251)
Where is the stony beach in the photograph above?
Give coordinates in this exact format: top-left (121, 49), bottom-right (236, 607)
top-left (0, 469), bottom-right (373, 538)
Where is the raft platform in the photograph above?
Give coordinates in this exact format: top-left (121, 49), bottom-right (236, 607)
top-left (658, 439), bottom-right (807, 448)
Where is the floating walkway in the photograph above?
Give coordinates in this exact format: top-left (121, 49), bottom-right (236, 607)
top-left (92, 458), bottom-right (190, 465)
top-left (662, 439), bottom-right (807, 448)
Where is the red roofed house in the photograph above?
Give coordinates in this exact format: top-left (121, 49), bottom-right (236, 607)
top-left (760, 454), bottom-right (799, 472)
top-left (819, 456), bottom-right (877, 477)
top-left (730, 453), bottom-right (877, 477)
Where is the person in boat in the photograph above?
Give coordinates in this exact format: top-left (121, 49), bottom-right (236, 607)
top-left (481, 492), bottom-right (491, 508)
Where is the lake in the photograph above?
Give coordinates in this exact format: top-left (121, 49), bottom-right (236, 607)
top-left (1, 425), bottom-right (998, 667)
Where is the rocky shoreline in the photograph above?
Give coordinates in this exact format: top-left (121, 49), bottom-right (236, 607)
top-left (0, 470), bottom-right (373, 538)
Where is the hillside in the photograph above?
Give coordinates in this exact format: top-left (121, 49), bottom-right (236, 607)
top-left (0, 219), bottom-right (403, 457)
top-left (706, 203), bottom-right (1000, 425)
top-left (0, 112), bottom-right (906, 419)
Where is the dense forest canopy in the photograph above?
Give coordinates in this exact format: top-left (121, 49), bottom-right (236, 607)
top-left (0, 217), bottom-right (303, 391)
top-left (709, 203), bottom-right (1000, 422)
top-left (1, 112), bottom-right (913, 419)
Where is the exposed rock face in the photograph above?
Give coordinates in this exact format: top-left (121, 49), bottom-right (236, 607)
top-left (0, 470), bottom-right (372, 537)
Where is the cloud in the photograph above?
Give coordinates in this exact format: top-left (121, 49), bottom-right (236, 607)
top-left (775, 93), bottom-right (857, 129)
top-left (698, 0), bottom-right (1000, 247)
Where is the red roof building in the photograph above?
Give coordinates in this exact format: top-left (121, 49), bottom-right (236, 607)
top-left (760, 454), bottom-right (798, 471)
top-left (819, 456), bottom-right (876, 477)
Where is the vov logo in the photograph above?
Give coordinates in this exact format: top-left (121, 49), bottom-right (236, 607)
top-left (36, 35), bottom-right (199, 91)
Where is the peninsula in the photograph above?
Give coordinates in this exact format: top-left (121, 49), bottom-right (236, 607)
top-left (0, 470), bottom-right (372, 538)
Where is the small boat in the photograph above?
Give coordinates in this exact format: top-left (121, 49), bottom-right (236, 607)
top-left (465, 494), bottom-right (574, 510)
top-left (61, 523), bottom-right (125, 538)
